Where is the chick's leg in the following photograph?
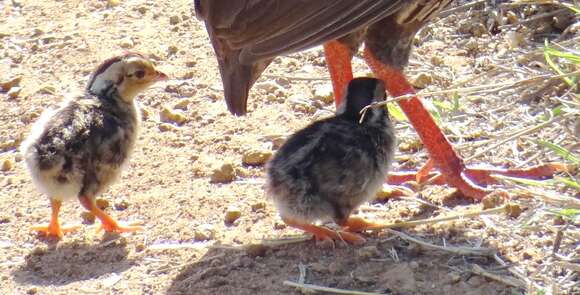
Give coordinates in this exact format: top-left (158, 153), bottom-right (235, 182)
top-left (78, 196), bottom-right (142, 233)
top-left (30, 199), bottom-right (80, 239)
top-left (338, 216), bottom-right (385, 232)
top-left (282, 217), bottom-right (365, 245)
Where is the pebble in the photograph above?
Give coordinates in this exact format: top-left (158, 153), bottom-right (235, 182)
top-left (194, 224), bottom-right (216, 241)
top-left (169, 15), bottom-right (180, 25)
top-left (410, 72), bottom-right (433, 89)
top-left (95, 198), bottom-right (109, 210)
top-left (312, 84), bottom-right (334, 103)
top-left (224, 206), bottom-right (242, 225)
top-left (242, 150), bottom-right (272, 166)
top-left (81, 211), bottom-right (96, 224)
top-left (173, 98), bottom-right (191, 110)
top-left (0, 76), bottom-right (22, 91)
top-left (7, 87), bottom-right (21, 99)
top-left (114, 200), bottom-right (129, 211)
top-left (250, 202), bottom-right (266, 212)
top-left (356, 245), bottom-right (380, 259)
top-left (210, 162), bottom-right (235, 183)
top-left (119, 38), bottom-right (134, 49)
top-left (375, 184), bottom-right (396, 202)
top-left (1, 159), bottom-right (12, 171)
top-left (158, 123), bottom-right (179, 132)
top-left (505, 31), bottom-right (524, 49)
top-left (160, 107), bottom-right (187, 125)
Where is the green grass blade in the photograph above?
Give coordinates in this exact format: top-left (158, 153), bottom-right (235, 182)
top-left (387, 103), bottom-right (407, 122)
top-left (536, 140), bottom-right (580, 165)
top-left (554, 176), bottom-right (580, 191)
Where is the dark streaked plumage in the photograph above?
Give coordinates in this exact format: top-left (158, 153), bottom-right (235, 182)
top-left (266, 78), bottom-right (396, 244)
top-left (195, 0), bottom-right (452, 115)
top-left (21, 53), bottom-right (167, 239)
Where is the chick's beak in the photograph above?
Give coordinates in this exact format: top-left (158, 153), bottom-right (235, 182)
top-left (154, 70), bottom-right (168, 81)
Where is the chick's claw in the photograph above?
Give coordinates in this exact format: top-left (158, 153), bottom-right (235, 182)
top-left (30, 223), bottom-right (81, 239)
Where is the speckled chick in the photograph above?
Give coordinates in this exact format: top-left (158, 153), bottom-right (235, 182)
top-left (266, 77), bottom-right (396, 244)
top-left (21, 53), bottom-right (167, 239)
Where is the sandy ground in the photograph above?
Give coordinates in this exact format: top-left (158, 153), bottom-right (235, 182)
top-left (0, 1), bottom-right (578, 294)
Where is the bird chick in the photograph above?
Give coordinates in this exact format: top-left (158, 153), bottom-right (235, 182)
top-left (266, 77), bottom-right (396, 244)
top-left (21, 52), bottom-right (167, 239)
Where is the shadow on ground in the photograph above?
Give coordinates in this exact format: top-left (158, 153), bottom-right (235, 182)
top-left (12, 234), bottom-right (134, 286)
top-left (167, 231), bottom-right (520, 295)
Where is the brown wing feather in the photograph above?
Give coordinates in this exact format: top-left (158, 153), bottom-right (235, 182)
top-left (196, 0), bottom-right (405, 63)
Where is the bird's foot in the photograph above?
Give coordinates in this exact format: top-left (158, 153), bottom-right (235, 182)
top-left (97, 219), bottom-right (143, 233)
top-left (339, 216), bottom-right (384, 232)
top-left (30, 223), bottom-right (80, 239)
top-left (387, 162), bottom-right (568, 199)
top-left (282, 217), bottom-right (365, 245)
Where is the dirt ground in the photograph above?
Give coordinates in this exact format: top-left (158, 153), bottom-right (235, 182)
top-left (0, 1), bottom-right (578, 294)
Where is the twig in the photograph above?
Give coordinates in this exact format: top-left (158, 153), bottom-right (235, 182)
top-left (385, 229), bottom-right (496, 256)
top-left (283, 280), bottom-right (386, 295)
top-left (369, 205), bottom-right (509, 231)
top-left (470, 264), bottom-right (526, 288)
top-left (499, 9), bottom-right (569, 30)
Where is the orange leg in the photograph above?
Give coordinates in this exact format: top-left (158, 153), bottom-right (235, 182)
top-left (78, 196), bottom-right (142, 233)
top-left (323, 40), bottom-right (354, 108)
top-left (282, 217), bottom-right (365, 245)
top-left (338, 216), bottom-right (385, 232)
top-left (362, 47), bottom-right (567, 199)
top-left (30, 199), bottom-right (80, 239)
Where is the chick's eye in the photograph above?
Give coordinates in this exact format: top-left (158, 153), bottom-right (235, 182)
top-left (135, 70), bottom-right (146, 79)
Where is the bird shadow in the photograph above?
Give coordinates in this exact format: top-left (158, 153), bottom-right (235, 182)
top-left (11, 233), bottom-right (134, 286)
top-left (166, 230), bottom-right (516, 295)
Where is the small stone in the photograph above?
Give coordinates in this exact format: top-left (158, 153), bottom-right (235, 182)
top-left (255, 81), bottom-right (282, 93)
top-left (464, 38), bottom-right (479, 53)
top-left (160, 107), bottom-right (187, 125)
top-left (167, 45), bottom-right (179, 56)
top-left (210, 162), bottom-right (235, 183)
top-left (7, 87), bottom-right (21, 98)
top-left (356, 245), bottom-right (380, 259)
top-left (448, 272), bottom-right (462, 283)
top-left (251, 202), bottom-right (266, 212)
top-left (81, 211), bottom-right (96, 224)
top-left (158, 123), bottom-right (179, 132)
top-left (95, 198), bottom-right (109, 210)
top-left (169, 15), bottom-right (180, 25)
top-left (224, 207), bottom-right (242, 225)
top-left (119, 38), bottom-right (134, 49)
top-left (410, 72), bottom-right (433, 89)
top-left (27, 287), bottom-right (38, 295)
top-left (505, 31), bottom-right (524, 49)
top-left (273, 220), bottom-right (286, 230)
top-left (136, 6), bottom-right (148, 14)
top-left (1, 159), bottom-right (12, 171)
top-left (173, 98), bottom-right (191, 110)
top-left (430, 55), bottom-right (444, 66)
top-left (506, 11), bottom-right (519, 24)
top-left (242, 150), bottom-right (272, 166)
top-left (114, 200), bottom-right (129, 211)
top-left (481, 194), bottom-right (503, 209)
top-left (312, 84), bottom-right (334, 103)
top-left (194, 224), bottom-right (216, 241)
top-left (0, 76), bottom-right (22, 91)
top-left (506, 203), bottom-right (522, 218)
top-left (141, 107), bottom-right (151, 120)
top-left (375, 184), bottom-right (396, 202)
top-left (245, 244), bottom-right (269, 258)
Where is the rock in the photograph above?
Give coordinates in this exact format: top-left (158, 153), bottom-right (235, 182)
top-left (160, 107), bottom-right (187, 125)
top-left (410, 72), bottom-right (433, 89)
top-left (114, 200), bottom-right (129, 211)
top-left (1, 159), bottom-right (12, 171)
top-left (158, 123), bottom-right (179, 132)
top-left (81, 211), bottom-right (96, 224)
top-left (173, 98), bottom-right (191, 110)
top-left (242, 150), bottom-right (272, 166)
top-left (464, 38), bottom-right (479, 53)
top-left (95, 198), bottom-right (109, 210)
top-left (194, 224), bottom-right (216, 241)
top-left (255, 81), bottom-right (282, 93)
top-left (7, 87), bottom-right (21, 99)
top-left (210, 162), bottom-right (235, 183)
top-left (169, 15), bottom-right (180, 25)
top-left (224, 207), bottom-right (242, 225)
top-left (0, 76), bottom-right (22, 92)
top-left (312, 84), bottom-right (333, 103)
top-left (505, 31), bottom-right (524, 49)
top-left (119, 38), bottom-right (134, 49)
top-left (251, 202), bottom-right (266, 212)
top-left (107, 0), bottom-right (120, 7)
top-left (167, 45), bottom-right (179, 56)
top-left (357, 245), bottom-right (380, 259)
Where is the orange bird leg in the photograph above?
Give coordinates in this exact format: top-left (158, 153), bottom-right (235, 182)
top-left (323, 40), bottom-right (354, 108)
top-left (364, 48), bottom-right (567, 199)
top-left (339, 216), bottom-right (385, 232)
top-left (30, 199), bottom-right (80, 239)
top-left (282, 217), bottom-right (365, 245)
top-left (78, 196), bottom-right (142, 233)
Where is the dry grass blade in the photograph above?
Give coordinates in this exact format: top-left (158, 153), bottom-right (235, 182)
top-left (386, 229), bottom-right (496, 256)
top-left (283, 280), bottom-right (386, 295)
top-left (470, 264), bottom-right (526, 288)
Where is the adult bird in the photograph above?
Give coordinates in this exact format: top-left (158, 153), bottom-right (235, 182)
top-left (195, 0), bottom-right (566, 199)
